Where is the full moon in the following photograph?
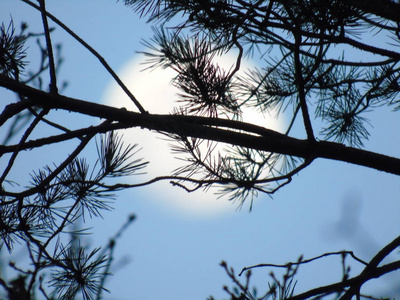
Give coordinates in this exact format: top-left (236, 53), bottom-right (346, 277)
top-left (101, 53), bottom-right (284, 218)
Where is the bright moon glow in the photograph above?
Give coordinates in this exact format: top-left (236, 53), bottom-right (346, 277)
top-left (101, 53), bottom-right (284, 218)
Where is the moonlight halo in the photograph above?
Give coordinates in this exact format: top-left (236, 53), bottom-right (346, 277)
top-left (101, 53), bottom-right (284, 218)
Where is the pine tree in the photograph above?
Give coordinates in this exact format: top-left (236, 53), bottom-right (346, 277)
top-left (1, 0), bottom-right (400, 299)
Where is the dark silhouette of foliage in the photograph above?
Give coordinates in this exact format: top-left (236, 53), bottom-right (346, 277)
top-left (1, 0), bottom-right (400, 298)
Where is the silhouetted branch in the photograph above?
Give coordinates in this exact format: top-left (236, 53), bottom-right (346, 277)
top-left (2, 0), bottom-right (400, 298)
top-left (38, 0), bottom-right (58, 94)
top-left (2, 75), bottom-right (400, 177)
top-left (239, 251), bottom-right (368, 276)
top-left (21, 0), bottom-right (147, 114)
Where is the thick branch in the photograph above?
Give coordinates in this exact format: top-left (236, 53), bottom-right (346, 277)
top-left (347, 0), bottom-right (400, 23)
top-left (1, 76), bottom-right (400, 176)
top-left (287, 260), bottom-right (400, 300)
top-left (339, 234), bottom-right (400, 300)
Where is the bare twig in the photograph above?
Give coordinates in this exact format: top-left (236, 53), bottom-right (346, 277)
top-left (239, 251), bottom-right (368, 276)
top-left (38, 0), bottom-right (58, 94)
top-left (21, 0), bottom-right (147, 114)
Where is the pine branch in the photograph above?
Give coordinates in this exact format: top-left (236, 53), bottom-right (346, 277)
top-left (1, 75), bottom-right (400, 176)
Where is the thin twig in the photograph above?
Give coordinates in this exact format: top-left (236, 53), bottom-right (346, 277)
top-left (95, 214), bottom-right (136, 300)
top-left (21, 0), bottom-right (147, 114)
top-left (239, 250), bottom-right (368, 276)
top-left (0, 122), bottom-right (126, 156)
top-left (293, 32), bottom-right (315, 141)
top-left (38, 0), bottom-right (58, 94)
top-left (0, 109), bottom-right (48, 185)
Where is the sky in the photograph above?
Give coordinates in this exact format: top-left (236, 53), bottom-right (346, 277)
top-left (1, 1), bottom-right (400, 299)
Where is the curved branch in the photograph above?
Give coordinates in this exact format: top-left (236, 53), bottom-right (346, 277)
top-left (239, 250), bottom-right (368, 276)
top-left (244, 236), bottom-right (400, 300)
top-left (1, 76), bottom-right (400, 176)
top-left (340, 234), bottom-right (400, 300)
top-left (288, 260), bottom-right (400, 300)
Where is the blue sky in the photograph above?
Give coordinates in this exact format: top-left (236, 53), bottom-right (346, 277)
top-left (1, 1), bottom-right (400, 299)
